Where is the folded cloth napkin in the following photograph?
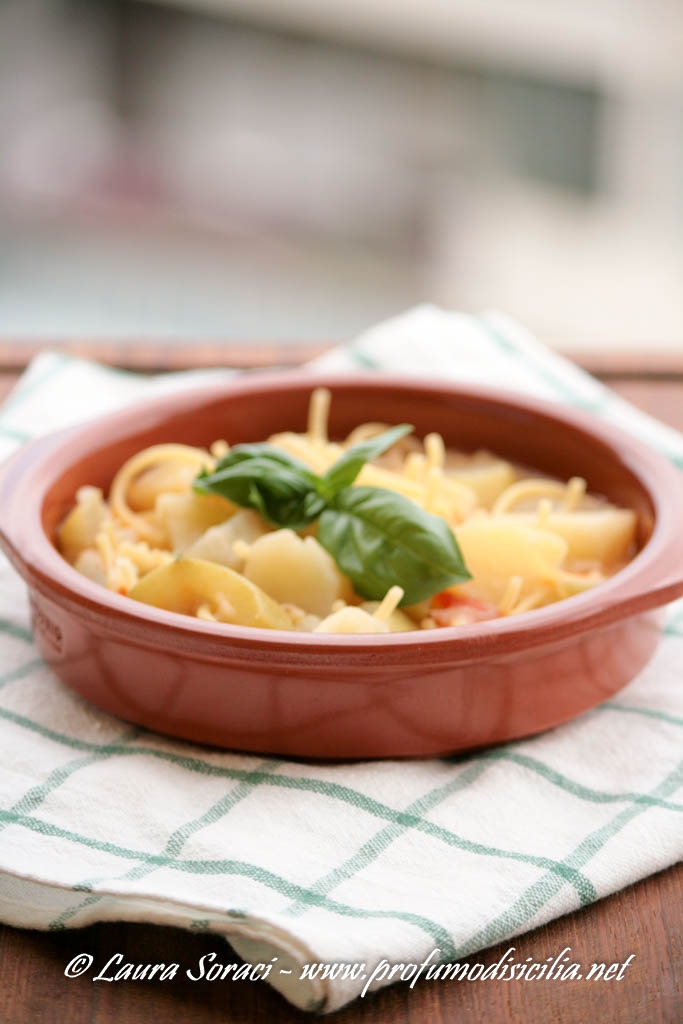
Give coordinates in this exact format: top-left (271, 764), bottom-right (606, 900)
top-left (0, 307), bottom-right (681, 1013)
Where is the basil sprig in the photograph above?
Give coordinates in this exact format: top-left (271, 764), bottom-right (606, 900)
top-left (195, 444), bottom-right (325, 530)
top-left (194, 426), bottom-right (471, 604)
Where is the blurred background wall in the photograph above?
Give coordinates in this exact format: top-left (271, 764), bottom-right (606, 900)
top-left (0, 0), bottom-right (681, 351)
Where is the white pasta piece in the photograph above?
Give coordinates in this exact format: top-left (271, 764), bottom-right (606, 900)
top-left (552, 568), bottom-right (605, 599)
top-left (72, 548), bottom-right (106, 585)
top-left (196, 603), bottom-right (217, 622)
top-left (344, 422), bottom-right (390, 446)
top-left (506, 585), bottom-right (555, 616)
top-left (498, 576), bottom-right (524, 616)
top-left (373, 585), bottom-right (405, 621)
top-left (449, 461), bottom-right (517, 508)
top-left (242, 530), bottom-right (351, 617)
top-left (57, 486), bottom-right (109, 562)
top-left (210, 439), bottom-right (229, 459)
top-left (109, 443), bottom-right (213, 545)
top-left (280, 604), bottom-right (322, 632)
top-left (425, 467), bottom-right (441, 513)
top-left (561, 476), bottom-right (587, 510)
top-left (102, 553), bottom-right (138, 594)
top-left (357, 464), bottom-right (477, 522)
top-left (359, 602), bottom-right (414, 632)
top-left (492, 476), bottom-right (594, 516)
top-left (127, 461), bottom-right (203, 512)
top-left (93, 520), bottom-right (141, 594)
top-left (424, 433), bottom-right (446, 470)
top-left (454, 517), bottom-right (568, 605)
top-left (346, 423), bottom-right (422, 470)
top-left (403, 452), bottom-right (428, 480)
top-left (307, 387), bottom-right (331, 444)
top-left (266, 432), bottom-right (341, 474)
top-left (129, 557), bottom-right (295, 630)
top-left (442, 450), bottom-right (517, 508)
top-left (185, 509), bottom-right (269, 570)
top-left (314, 606), bottom-right (389, 634)
top-left (536, 499), bottom-right (553, 529)
top-left (155, 492), bottom-right (234, 551)
top-left (496, 509), bottom-right (636, 565)
top-left (117, 540), bottom-right (174, 575)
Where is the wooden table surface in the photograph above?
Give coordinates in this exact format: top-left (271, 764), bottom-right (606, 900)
top-left (0, 343), bottom-right (681, 1024)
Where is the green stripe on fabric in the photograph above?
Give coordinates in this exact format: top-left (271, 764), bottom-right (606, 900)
top-left (0, 352), bottom-right (72, 416)
top-left (349, 346), bottom-right (380, 370)
top-left (0, 726), bottom-right (141, 930)
top-left (0, 656), bottom-right (45, 690)
top-left (0, 619), bottom-right (34, 645)
top-left (0, 424), bottom-right (32, 442)
top-left (2, 727), bottom-right (140, 830)
top-left (285, 759), bottom-right (494, 917)
top-left (0, 707), bottom-right (595, 899)
top-left (482, 318), bottom-right (683, 467)
top-left (0, 707), bottom-right (102, 749)
top-left (596, 703), bottom-right (683, 729)
top-left (480, 319), bottom-right (604, 410)
top-left (483, 749), bottom-right (683, 812)
top-left (49, 758), bottom-right (282, 930)
top-left (0, 806), bottom-right (455, 955)
top-left (663, 609), bottom-right (683, 637)
top-left (448, 756), bottom-right (683, 961)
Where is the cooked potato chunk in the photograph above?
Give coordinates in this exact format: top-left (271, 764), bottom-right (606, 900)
top-left (242, 530), bottom-right (351, 616)
top-left (454, 517), bottom-right (568, 605)
top-left (155, 492), bottom-right (234, 550)
top-left (185, 509), bottom-right (269, 570)
top-left (57, 486), bottom-right (108, 562)
top-left (445, 458), bottom-right (517, 508)
top-left (497, 509), bottom-right (636, 565)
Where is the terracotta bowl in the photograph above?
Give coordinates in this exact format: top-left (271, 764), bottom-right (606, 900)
top-left (1, 373), bottom-right (682, 759)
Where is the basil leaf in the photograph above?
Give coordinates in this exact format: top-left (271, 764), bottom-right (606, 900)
top-left (318, 423), bottom-right (413, 497)
top-left (194, 454), bottom-right (323, 530)
top-left (193, 434), bottom-right (472, 601)
top-left (210, 443), bottom-right (317, 480)
top-left (317, 486), bottom-right (471, 604)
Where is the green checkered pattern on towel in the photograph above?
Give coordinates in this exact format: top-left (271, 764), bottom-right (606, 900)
top-left (0, 307), bottom-right (681, 1013)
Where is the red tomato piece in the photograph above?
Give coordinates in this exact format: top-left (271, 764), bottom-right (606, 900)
top-left (430, 591), bottom-right (499, 626)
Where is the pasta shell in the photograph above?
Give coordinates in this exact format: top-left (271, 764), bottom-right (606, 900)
top-left (129, 557), bottom-right (295, 631)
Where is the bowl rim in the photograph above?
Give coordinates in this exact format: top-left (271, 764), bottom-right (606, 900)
top-left (2, 371), bottom-right (683, 664)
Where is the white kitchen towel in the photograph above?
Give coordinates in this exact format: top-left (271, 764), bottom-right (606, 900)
top-left (0, 306), bottom-right (681, 1013)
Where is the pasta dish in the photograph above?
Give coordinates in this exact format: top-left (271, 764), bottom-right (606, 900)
top-left (57, 389), bottom-right (637, 634)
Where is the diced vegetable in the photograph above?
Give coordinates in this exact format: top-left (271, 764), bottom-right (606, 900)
top-left (57, 486), bottom-right (108, 562)
top-left (242, 530), bottom-right (351, 617)
top-left (454, 518), bottom-right (567, 605)
top-left (155, 492), bottom-right (234, 550)
top-left (497, 510), bottom-right (636, 565)
top-left (185, 509), bottom-right (268, 570)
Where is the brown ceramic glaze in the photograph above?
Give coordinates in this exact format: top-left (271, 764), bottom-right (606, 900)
top-left (1, 374), bottom-right (682, 759)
